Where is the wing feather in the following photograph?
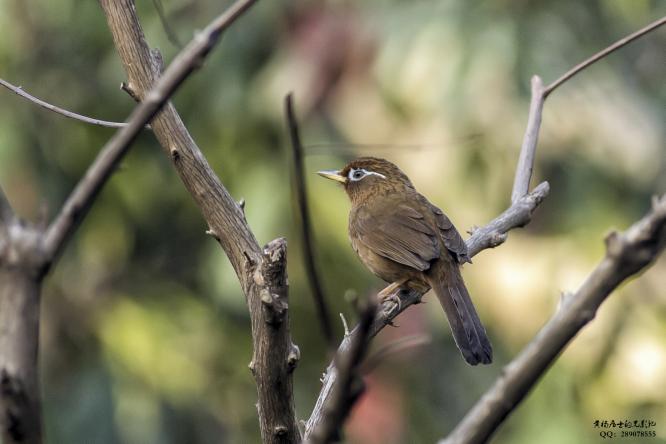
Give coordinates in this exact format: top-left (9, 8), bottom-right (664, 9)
top-left (352, 203), bottom-right (439, 271)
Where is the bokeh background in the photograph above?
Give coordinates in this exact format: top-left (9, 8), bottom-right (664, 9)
top-left (0, 0), bottom-right (665, 443)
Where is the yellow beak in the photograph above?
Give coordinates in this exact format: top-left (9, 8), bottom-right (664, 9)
top-left (317, 170), bottom-right (347, 183)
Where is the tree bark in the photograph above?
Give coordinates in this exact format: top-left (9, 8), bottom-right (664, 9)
top-left (0, 221), bottom-right (46, 444)
top-left (98, 2), bottom-right (302, 441)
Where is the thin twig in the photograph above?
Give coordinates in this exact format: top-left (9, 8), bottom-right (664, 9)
top-left (42, 0), bottom-right (257, 265)
top-left (340, 313), bottom-right (350, 337)
top-left (304, 299), bottom-right (376, 444)
top-left (0, 77), bottom-right (133, 129)
top-left (285, 93), bottom-right (335, 349)
top-left (510, 15), bottom-right (665, 200)
top-left (543, 15), bottom-right (666, 97)
top-left (152, 0), bottom-right (183, 48)
top-left (440, 194), bottom-right (666, 444)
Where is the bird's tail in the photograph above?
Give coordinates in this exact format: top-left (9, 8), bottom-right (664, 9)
top-left (426, 259), bottom-right (492, 365)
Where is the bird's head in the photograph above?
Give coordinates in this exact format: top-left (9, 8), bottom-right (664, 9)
top-left (317, 157), bottom-right (413, 202)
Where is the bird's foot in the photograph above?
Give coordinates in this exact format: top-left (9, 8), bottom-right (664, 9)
top-left (381, 292), bottom-right (402, 314)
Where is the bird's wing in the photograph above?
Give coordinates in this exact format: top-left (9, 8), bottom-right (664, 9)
top-left (430, 204), bottom-right (470, 264)
top-left (352, 202), bottom-right (440, 271)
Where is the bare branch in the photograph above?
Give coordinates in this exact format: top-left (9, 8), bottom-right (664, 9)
top-left (0, 220), bottom-right (46, 444)
top-left (98, 1), bottom-right (302, 442)
top-left (511, 16), bottom-right (665, 201)
top-left (251, 238), bottom-right (302, 443)
top-left (304, 299), bottom-right (376, 444)
top-left (511, 76), bottom-right (545, 203)
top-left (543, 16), bottom-right (666, 97)
top-left (0, 77), bottom-right (131, 129)
top-left (41, 0), bottom-right (256, 266)
top-left (467, 181), bottom-right (549, 257)
top-left (440, 194), bottom-right (666, 444)
top-left (285, 93), bottom-right (335, 349)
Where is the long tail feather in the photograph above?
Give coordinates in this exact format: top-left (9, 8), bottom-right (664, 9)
top-left (427, 260), bottom-right (492, 365)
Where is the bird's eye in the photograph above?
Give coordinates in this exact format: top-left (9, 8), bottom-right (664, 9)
top-left (350, 169), bottom-right (365, 181)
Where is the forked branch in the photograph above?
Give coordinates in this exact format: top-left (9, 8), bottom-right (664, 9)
top-left (440, 194), bottom-right (666, 444)
top-left (99, 1), bottom-right (301, 442)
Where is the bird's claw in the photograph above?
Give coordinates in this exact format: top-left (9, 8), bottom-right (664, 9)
top-left (380, 291), bottom-right (402, 314)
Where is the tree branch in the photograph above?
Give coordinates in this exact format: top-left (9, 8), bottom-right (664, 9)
top-left (98, 1), bottom-right (301, 442)
top-left (543, 15), bottom-right (666, 97)
top-left (440, 194), bottom-right (666, 444)
top-left (42, 0), bottom-right (256, 266)
top-left (0, 216), bottom-right (46, 444)
top-left (285, 93), bottom-right (335, 350)
top-left (0, 77), bottom-right (132, 129)
top-left (511, 76), bottom-right (545, 203)
top-left (304, 299), bottom-right (376, 444)
top-left (511, 15), bottom-right (665, 201)
top-left (0, 3), bottom-right (257, 443)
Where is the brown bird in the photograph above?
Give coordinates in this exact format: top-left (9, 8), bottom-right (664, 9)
top-left (318, 157), bottom-right (492, 365)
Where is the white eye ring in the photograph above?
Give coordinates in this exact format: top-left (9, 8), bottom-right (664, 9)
top-left (349, 169), bottom-right (365, 181)
top-left (348, 168), bottom-right (386, 182)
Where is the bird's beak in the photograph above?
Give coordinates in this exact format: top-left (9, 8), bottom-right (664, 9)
top-left (317, 170), bottom-right (347, 183)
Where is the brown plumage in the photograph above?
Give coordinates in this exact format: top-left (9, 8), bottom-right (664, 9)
top-left (318, 157), bottom-right (492, 365)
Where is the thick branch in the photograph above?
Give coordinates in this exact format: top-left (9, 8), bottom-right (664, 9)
top-left (304, 300), bottom-right (375, 444)
top-left (440, 194), bottom-right (666, 444)
top-left (42, 0), bottom-right (256, 267)
top-left (250, 238), bottom-right (302, 443)
top-left (0, 219), bottom-right (46, 444)
top-left (285, 94), bottom-right (335, 349)
top-left (0, 77), bottom-right (130, 129)
top-left (0, 3), bottom-right (257, 443)
top-left (98, 1), bottom-right (301, 442)
top-left (97, 0), bottom-right (258, 287)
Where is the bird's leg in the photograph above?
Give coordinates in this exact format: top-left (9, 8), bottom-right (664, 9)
top-left (377, 279), bottom-right (408, 315)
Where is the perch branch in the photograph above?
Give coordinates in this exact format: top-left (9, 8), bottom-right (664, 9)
top-left (99, 1), bottom-right (301, 442)
top-left (440, 194), bottom-right (666, 444)
top-left (304, 299), bottom-right (376, 444)
top-left (0, 77), bottom-right (131, 129)
top-left (285, 93), bottom-right (335, 349)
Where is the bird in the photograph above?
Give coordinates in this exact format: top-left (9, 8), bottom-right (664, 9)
top-left (318, 157), bottom-right (492, 365)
